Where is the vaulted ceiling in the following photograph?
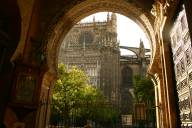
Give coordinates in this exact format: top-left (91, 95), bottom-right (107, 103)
top-left (38, 0), bottom-right (156, 75)
top-left (39, 0), bottom-right (155, 39)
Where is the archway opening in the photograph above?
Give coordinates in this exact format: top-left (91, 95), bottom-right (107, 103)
top-left (45, 0), bottom-right (156, 77)
top-left (47, 10), bottom-right (155, 128)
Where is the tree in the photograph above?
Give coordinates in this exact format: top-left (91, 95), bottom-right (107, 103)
top-left (50, 63), bottom-right (118, 127)
top-left (51, 64), bottom-right (90, 127)
top-left (133, 75), bottom-right (156, 127)
top-left (133, 75), bottom-right (154, 106)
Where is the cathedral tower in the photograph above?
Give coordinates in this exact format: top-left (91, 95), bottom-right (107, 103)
top-left (59, 13), bottom-right (120, 104)
top-left (111, 13), bottom-right (117, 33)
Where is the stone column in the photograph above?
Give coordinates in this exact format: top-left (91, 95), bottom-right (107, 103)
top-left (35, 72), bottom-right (56, 128)
top-left (149, 59), bottom-right (169, 128)
top-left (160, 29), bottom-right (180, 127)
top-left (150, 73), bottom-right (164, 128)
top-left (151, 1), bottom-right (181, 127)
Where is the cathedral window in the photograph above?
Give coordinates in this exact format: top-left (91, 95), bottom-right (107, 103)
top-left (122, 66), bottom-right (133, 87)
top-left (79, 31), bottom-right (94, 45)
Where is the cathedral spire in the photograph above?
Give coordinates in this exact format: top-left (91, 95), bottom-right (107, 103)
top-left (111, 13), bottom-right (117, 33)
top-left (93, 16), bottom-right (95, 22)
top-left (139, 39), bottom-right (144, 49)
top-left (139, 39), bottom-right (145, 58)
top-left (107, 12), bottom-right (110, 22)
top-left (111, 13), bottom-right (117, 21)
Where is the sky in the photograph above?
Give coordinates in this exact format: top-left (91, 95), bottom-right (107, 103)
top-left (80, 12), bottom-right (150, 55)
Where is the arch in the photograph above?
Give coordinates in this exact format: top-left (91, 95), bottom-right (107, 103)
top-left (120, 48), bottom-right (137, 56)
top-left (120, 46), bottom-right (139, 56)
top-left (45, 0), bottom-right (156, 78)
top-left (121, 66), bottom-right (133, 87)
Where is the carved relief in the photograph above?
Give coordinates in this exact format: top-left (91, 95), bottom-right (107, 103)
top-left (180, 58), bottom-right (185, 74)
top-left (184, 31), bottom-right (190, 44)
top-left (185, 48), bottom-right (191, 66)
top-left (170, 5), bottom-right (192, 125)
top-left (176, 63), bottom-right (181, 78)
top-left (189, 72), bottom-right (192, 82)
top-left (179, 97), bottom-right (190, 111)
top-left (177, 79), bottom-right (188, 92)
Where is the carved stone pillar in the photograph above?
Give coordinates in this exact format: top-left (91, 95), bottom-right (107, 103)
top-left (150, 73), bottom-right (161, 128)
top-left (160, 30), bottom-right (180, 127)
top-left (35, 72), bottom-right (56, 128)
top-left (151, 0), bottom-right (181, 127)
top-left (149, 57), bottom-right (169, 128)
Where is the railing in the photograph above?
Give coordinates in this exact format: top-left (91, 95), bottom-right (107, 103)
top-left (49, 102), bottom-right (156, 128)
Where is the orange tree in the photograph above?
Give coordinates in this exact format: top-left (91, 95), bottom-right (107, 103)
top-left (50, 64), bottom-right (119, 127)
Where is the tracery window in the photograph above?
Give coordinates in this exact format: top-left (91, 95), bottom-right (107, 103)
top-left (122, 66), bottom-right (133, 87)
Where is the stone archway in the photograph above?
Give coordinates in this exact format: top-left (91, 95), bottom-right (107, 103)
top-left (42, 1), bottom-right (159, 127)
top-left (44, 0), bottom-right (156, 78)
top-left (0, 0), bottom-right (182, 127)
top-left (39, 0), bottom-right (182, 128)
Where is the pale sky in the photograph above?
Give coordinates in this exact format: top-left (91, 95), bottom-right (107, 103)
top-left (80, 12), bottom-right (150, 55)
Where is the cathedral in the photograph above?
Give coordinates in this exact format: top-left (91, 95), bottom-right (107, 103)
top-left (59, 13), bottom-right (120, 103)
top-left (58, 13), bottom-right (151, 116)
top-left (1, 0), bottom-right (192, 128)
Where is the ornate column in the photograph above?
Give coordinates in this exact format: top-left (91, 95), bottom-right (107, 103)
top-left (159, 1), bottom-right (180, 127)
top-left (150, 0), bottom-right (180, 127)
top-left (35, 72), bottom-right (56, 128)
top-left (149, 55), bottom-right (169, 128)
top-left (3, 0), bottom-right (51, 127)
top-left (150, 73), bottom-right (162, 128)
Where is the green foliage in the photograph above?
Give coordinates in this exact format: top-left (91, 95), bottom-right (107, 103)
top-left (51, 64), bottom-right (89, 116)
top-left (50, 63), bottom-right (119, 127)
top-left (133, 75), bottom-right (155, 106)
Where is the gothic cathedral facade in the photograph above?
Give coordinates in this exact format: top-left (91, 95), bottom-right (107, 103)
top-left (58, 13), bottom-right (120, 104)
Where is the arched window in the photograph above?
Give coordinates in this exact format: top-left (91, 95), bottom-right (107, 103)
top-left (122, 66), bottom-right (133, 87)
